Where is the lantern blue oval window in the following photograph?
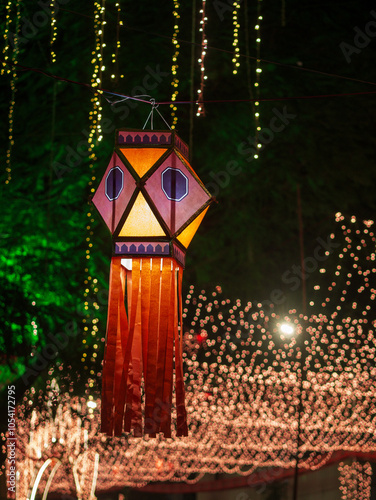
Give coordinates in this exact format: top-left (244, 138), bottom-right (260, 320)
top-left (105, 166), bottom-right (124, 201)
top-left (161, 168), bottom-right (188, 202)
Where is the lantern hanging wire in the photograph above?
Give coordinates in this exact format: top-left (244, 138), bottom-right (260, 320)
top-left (143, 98), bottom-right (171, 130)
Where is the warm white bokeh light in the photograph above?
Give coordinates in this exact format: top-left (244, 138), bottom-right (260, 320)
top-left (280, 323), bottom-right (294, 335)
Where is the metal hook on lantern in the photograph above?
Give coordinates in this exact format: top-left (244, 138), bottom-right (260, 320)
top-left (143, 98), bottom-right (171, 131)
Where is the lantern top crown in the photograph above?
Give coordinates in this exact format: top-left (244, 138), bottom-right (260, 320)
top-left (117, 129), bottom-right (189, 162)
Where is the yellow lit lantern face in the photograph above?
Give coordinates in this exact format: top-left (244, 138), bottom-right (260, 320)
top-left (92, 129), bottom-right (212, 267)
top-left (118, 192), bottom-right (166, 237)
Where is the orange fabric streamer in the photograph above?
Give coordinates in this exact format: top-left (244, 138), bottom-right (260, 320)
top-left (100, 256), bottom-right (187, 437)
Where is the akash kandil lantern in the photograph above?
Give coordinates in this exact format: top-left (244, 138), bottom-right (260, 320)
top-left (93, 129), bottom-right (212, 437)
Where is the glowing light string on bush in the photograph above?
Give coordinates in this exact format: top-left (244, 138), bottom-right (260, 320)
top-left (50, 0), bottom-right (57, 64)
top-left (253, 0), bottom-right (263, 157)
top-left (243, 0), bottom-right (258, 153)
top-left (1, 0), bottom-right (13, 76)
top-left (232, 1), bottom-right (240, 74)
top-left (3, 0), bottom-right (21, 185)
top-left (46, 1), bottom-right (58, 282)
top-left (6, 214), bottom-right (376, 498)
top-left (170, 0), bottom-right (180, 129)
top-left (196, 0), bottom-right (207, 117)
top-left (82, 0), bottom-right (107, 383)
top-left (338, 460), bottom-right (372, 500)
top-left (111, 2), bottom-right (123, 82)
top-left (88, 0), bottom-right (106, 144)
top-left (31, 312), bottom-right (38, 355)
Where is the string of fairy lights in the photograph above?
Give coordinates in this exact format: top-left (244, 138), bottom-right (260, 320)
top-left (232, 1), bottom-right (240, 74)
top-left (338, 461), bottom-right (372, 500)
top-left (30, 300), bottom-right (39, 357)
top-left (82, 0), bottom-right (126, 379)
top-left (50, 0), bottom-right (57, 64)
top-left (170, 0), bottom-right (180, 129)
top-left (1, 0), bottom-right (13, 77)
top-left (110, 2), bottom-right (123, 82)
top-left (232, 0), bottom-right (263, 157)
top-left (196, 0), bottom-right (207, 116)
top-left (310, 213), bottom-right (376, 319)
top-left (254, 0), bottom-right (263, 157)
top-left (82, 0), bottom-right (107, 383)
top-left (3, 0), bottom-right (21, 185)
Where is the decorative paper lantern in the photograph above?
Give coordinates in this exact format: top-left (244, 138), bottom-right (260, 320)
top-left (93, 129), bottom-right (212, 437)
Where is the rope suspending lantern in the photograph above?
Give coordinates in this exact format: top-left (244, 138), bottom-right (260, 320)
top-left (143, 98), bottom-right (172, 131)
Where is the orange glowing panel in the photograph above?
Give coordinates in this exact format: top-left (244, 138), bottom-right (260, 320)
top-left (177, 206), bottom-right (209, 249)
top-left (120, 148), bottom-right (168, 178)
top-left (118, 192), bottom-right (166, 237)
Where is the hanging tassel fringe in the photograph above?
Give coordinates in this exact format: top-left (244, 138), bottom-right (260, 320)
top-left (101, 256), bottom-right (187, 437)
